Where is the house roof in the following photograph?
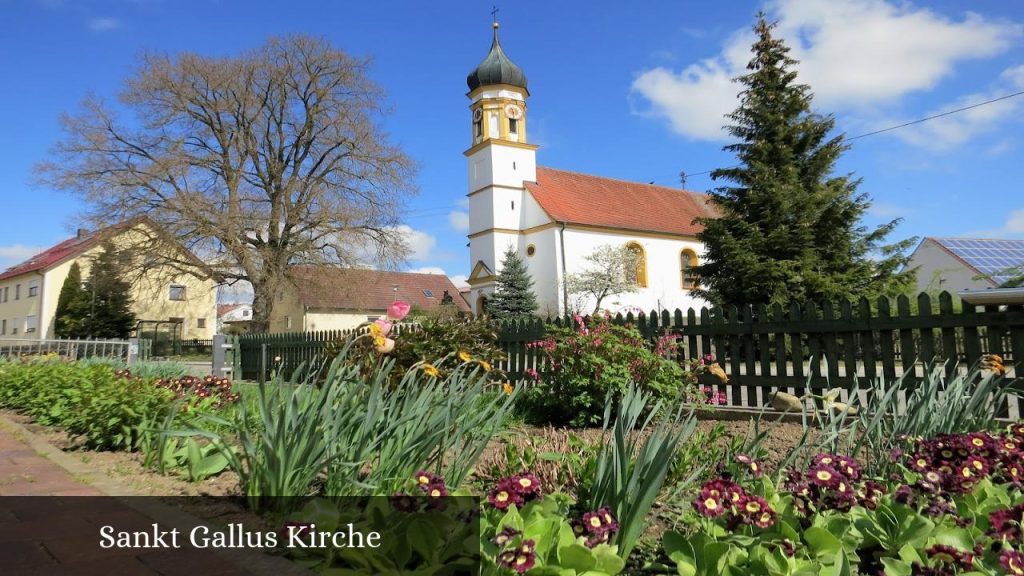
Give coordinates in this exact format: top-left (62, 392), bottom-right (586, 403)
top-left (217, 303), bottom-right (246, 318)
top-left (525, 167), bottom-right (716, 236)
top-left (0, 229), bottom-right (108, 282)
top-left (928, 237), bottom-right (1024, 286)
top-left (288, 266), bottom-right (471, 313)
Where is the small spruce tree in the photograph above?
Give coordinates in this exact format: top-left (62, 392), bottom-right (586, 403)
top-left (80, 243), bottom-right (136, 338)
top-left (488, 246), bottom-right (539, 320)
top-left (54, 262), bottom-right (89, 338)
top-left (694, 14), bottom-right (915, 308)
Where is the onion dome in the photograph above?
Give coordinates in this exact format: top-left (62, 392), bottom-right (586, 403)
top-left (466, 23), bottom-right (528, 92)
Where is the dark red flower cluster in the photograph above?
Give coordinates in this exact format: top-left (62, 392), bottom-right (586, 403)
top-left (414, 470), bottom-right (449, 499)
top-left (693, 478), bottom-right (775, 529)
top-left (571, 507), bottom-right (619, 548)
top-left (890, 429), bottom-right (1024, 519)
top-left (734, 454), bottom-right (764, 478)
top-left (785, 454), bottom-right (880, 514)
top-left (925, 544), bottom-right (975, 570)
top-left (1001, 549), bottom-right (1024, 575)
top-left (486, 472), bottom-right (542, 510)
top-left (491, 526), bottom-right (537, 574)
top-left (497, 538), bottom-right (536, 573)
top-left (152, 375), bottom-right (240, 408)
top-left (988, 503), bottom-right (1024, 542)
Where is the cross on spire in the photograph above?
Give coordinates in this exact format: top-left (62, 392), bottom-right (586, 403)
top-left (491, 5), bottom-right (499, 27)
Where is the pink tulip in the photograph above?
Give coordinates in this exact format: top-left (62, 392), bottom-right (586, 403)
top-left (374, 319), bottom-right (394, 336)
top-left (375, 338), bottom-right (395, 354)
top-left (386, 301), bottom-right (411, 321)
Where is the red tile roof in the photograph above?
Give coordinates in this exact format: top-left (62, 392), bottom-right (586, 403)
top-left (0, 231), bottom-right (104, 282)
top-left (217, 303), bottom-right (246, 318)
top-left (288, 266), bottom-right (471, 313)
top-left (525, 166), bottom-right (716, 236)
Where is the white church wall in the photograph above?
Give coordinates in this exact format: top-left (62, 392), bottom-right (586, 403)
top-left (521, 192), bottom-right (550, 229)
top-left (520, 228), bottom-right (561, 316)
top-left (561, 228), bottom-right (708, 316)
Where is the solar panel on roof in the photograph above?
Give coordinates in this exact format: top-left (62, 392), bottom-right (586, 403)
top-left (936, 237), bottom-right (1024, 284)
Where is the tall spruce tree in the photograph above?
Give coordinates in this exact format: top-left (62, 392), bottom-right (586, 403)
top-left (80, 243), bottom-right (136, 338)
top-left (488, 246), bottom-right (539, 320)
top-left (694, 15), bottom-right (915, 308)
top-left (54, 262), bottom-right (89, 338)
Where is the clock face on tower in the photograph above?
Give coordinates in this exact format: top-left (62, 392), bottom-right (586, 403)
top-left (505, 104), bottom-right (522, 120)
top-left (473, 108), bottom-right (483, 121)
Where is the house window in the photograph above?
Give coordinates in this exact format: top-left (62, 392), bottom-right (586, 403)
top-left (168, 317), bottom-right (185, 324)
top-left (2, 287), bottom-right (6, 302)
top-left (27, 281), bottom-right (38, 297)
top-left (169, 285), bottom-right (186, 301)
top-left (243, 309), bottom-right (250, 317)
top-left (1, 319), bottom-right (6, 335)
top-left (366, 315), bottom-right (381, 322)
top-left (197, 318), bottom-right (206, 329)
top-left (680, 249), bottom-right (699, 290)
top-left (624, 242), bottom-right (647, 288)
top-left (14, 284), bottom-right (20, 300)
top-left (25, 315), bottom-right (37, 333)
top-left (285, 316), bottom-right (292, 330)
top-left (11, 317), bottom-right (18, 334)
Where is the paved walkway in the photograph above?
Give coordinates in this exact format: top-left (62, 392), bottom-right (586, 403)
top-left (0, 422), bottom-right (305, 576)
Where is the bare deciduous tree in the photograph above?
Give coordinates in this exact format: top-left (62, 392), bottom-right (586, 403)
top-left (565, 245), bottom-right (640, 314)
top-left (37, 35), bottom-right (416, 332)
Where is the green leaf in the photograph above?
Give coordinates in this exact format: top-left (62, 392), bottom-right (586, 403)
top-left (558, 544), bottom-right (596, 572)
top-left (591, 544), bottom-right (625, 575)
top-left (803, 527), bottom-right (842, 559)
top-left (880, 558), bottom-right (911, 576)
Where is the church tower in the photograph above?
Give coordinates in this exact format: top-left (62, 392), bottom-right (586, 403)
top-left (465, 21), bottom-right (538, 315)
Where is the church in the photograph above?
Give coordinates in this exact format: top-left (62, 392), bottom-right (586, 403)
top-left (464, 22), bottom-right (715, 317)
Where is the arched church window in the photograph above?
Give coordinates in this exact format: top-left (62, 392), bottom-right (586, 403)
top-left (476, 295), bottom-right (488, 317)
top-left (624, 242), bottom-right (647, 288)
top-left (680, 249), bottom-right (698, 290)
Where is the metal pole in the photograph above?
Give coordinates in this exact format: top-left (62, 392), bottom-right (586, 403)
top-left (260, 343), bottom-right (268, 384)
top-left (212, 334), bottom-right (226, 377)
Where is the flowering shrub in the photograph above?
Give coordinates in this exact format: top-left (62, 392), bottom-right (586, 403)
top-left (664, 425), bottom-right (1024, 576)
top-left (481, 472), bottom-right (625, 575)
top-left (520, 314), bottom-right (697, 426)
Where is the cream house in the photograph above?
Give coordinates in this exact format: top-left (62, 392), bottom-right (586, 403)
top-left (0, 222), bottom-right (217, 340)
top-left (270, 266), bottom-right (470, 332)
top-left (464, 23), bottom-right (715, 317)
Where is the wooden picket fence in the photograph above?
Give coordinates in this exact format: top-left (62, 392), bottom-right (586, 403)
top-left (236, 323), bottom-right (419, 382)
top-left (235, 292), bottom-right (1023, 415)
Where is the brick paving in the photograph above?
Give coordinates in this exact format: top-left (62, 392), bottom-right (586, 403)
top-left (0, 425), bottom-right (302, 575)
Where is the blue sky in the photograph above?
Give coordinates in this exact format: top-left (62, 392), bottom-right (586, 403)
top-left (2, 0), bottom-right (1023, 295)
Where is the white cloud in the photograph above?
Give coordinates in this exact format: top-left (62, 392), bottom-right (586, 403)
top-left (1003, 209), bottom-right (1024, 235)
top-left (448, 211), bottom-right (469, 232)
top-left (631, 0), bottom-right (1022, 141)
top-left (391, 225), bottom-right (436, 262)
top-left (406, 266), bottom-right (446, 275)
top-left (88, 17), bottom-right (120, 32)
top-left (405, 267), bottom-right (470, 289)
top-left (0, 244), bottom-right (44, 268)
top-left (888, 65), bottom-right (1024, 151)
